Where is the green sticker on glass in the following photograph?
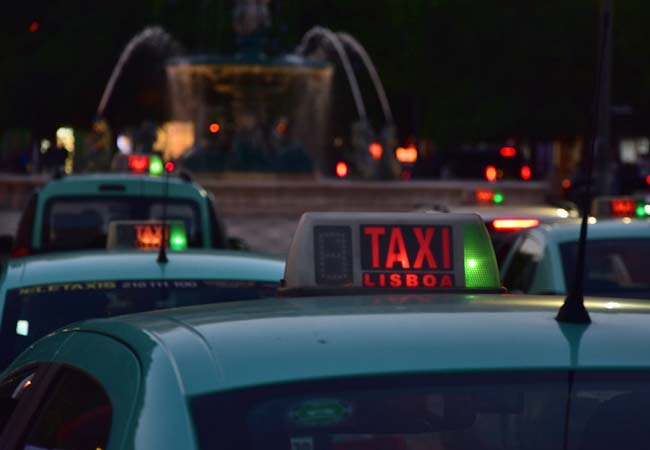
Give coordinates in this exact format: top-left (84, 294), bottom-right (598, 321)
top-left (289, 399), bottom-right (352, 427)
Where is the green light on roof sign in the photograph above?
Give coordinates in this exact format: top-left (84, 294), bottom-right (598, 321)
top-left (149, 155), bottom-right (164, 175)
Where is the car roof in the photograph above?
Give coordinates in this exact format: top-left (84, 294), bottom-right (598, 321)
top-left (33, 294), bottom-right (650, 396)
top-left (1, 249), bottom-right (284, 290)
top-left (39, 173), bottom-right (207, 199)
top-left (534, 219), bottom-right (650, 242)
top-left (450, 205), bottom-right (578, 222)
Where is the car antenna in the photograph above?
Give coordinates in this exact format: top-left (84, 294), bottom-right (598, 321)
top-left (157, 161), bottom-right (172, 264)
top-left (556, 5), bottom-right (612, 324)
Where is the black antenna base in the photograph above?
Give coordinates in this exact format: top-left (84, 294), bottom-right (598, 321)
top-left (157, 246), bottom-right (168, 264)
top-left (556, 294), bottom-right (591, 324)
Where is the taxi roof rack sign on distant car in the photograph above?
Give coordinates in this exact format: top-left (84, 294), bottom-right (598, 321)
top-left (280, 212), bottom-right (502, 296)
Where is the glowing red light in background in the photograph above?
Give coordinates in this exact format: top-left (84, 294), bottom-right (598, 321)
top-left (275, 122), bottom-right (287, 136)
top-left (520, 165), bottom-right (532, 181)
top-left (29, 21), bottom-right (39, 33)
top-left (562, 178), bottom-right (572, 189)
top-left (395, 145), bottom-right (418, 163)
top-left (500, 146), bottom-right (517, 157)
top-left (209, 122), bottom-right (220, 134)
top-left (368, 142), bottom-right (383, 160)
top-left (164, 161), bottom-right (175, 172)
top-left (128, 155), bottom-right (149, 173)
top-left (11, 247), bottom-right (30, 258)
top-left (485, 165), bottom-right (497, 182)
top-left (646, 175), bottom-right (650, 186)
top-left (336, 161), bottom-right (348, 178)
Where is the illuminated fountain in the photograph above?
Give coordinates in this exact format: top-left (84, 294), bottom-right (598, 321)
top-left (98, 0), bottom-right (397, 177)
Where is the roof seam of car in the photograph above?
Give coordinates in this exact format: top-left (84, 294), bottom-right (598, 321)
top-left (162, 315), bottom-right (226, 381)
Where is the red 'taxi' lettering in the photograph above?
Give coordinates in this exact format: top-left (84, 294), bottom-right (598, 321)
top-left (413, 227), bottom-right (437, 269)
top-left (442, 227), bottom-right (451, 269)
top-left (363, 227), bottom-right (386, 268)
top-left (390, 273), bottom-right (402, 287)
top-left (385, 228), bottom-right (410, 269)
top-left (440, 274), bottom-right (453, 288)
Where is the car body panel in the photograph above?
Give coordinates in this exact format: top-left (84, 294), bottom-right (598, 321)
top-left (8, 295), bottom-right (650, 399)
top-left (1, 249), bottom-right (284, 291)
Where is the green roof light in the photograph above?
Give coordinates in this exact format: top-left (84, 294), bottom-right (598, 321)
top-left (149, 155), bottom-right (164, 176)
top-left (493, 192), bottom-right (504, 204)
top-left (463, 223), bottom-right (500, 288)
top-left (169, 223), bottom-right (188, 251)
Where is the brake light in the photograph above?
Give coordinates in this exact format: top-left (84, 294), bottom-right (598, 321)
top-left (11, 246), bottom-right (31, 257)
top-left (492, 218), bottom-right (540, 231)
top-left (128, 155), bottom-right (149, 173)
top-left (520, 165), bottom-right (532, 181)
top-left (500, 146), bottom-right (517, 157)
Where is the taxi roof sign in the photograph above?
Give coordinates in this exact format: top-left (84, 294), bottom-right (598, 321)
top-left (592, 196), bottom-right (650, 218)
top-left (282, 212), bottom-right (501, 295)
top-left (107, 220), bottom-right (188, 251)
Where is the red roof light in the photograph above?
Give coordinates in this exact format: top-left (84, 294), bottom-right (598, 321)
top-left (610, 199), bottom-right (636, 217)
top-left (127, 155), bottom-right (150, 173)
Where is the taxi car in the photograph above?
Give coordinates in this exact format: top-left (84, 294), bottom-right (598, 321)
top-left (2, 172), bottom-right (231, 257)
top-left (418, 200), bottom-right (579, 265)
top-left (500, 219), bottom-right (650, 299)
top-left (0, 246), bottom-right (284, 369)
top-left (2, 212), bottom-right (648, 450)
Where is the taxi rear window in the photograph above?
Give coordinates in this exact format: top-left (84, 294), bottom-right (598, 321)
top-left (560, 238), bottom-right (650, 299)
top-left (0, 280), bottom-right (278, 368)
top-left (192, 371), bottom-right (650, 450)
top-left (41, 196), bottom-right (203, 251)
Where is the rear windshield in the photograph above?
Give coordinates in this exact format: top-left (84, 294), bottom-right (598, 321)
top-left (192, 371), bottom-right (650, 450)
top-left (0, 279), bottom-right (278, 368)
top-left (560, 238), bottom-right (650, 299)
top-left (41, 196), bottom-right (203, 251)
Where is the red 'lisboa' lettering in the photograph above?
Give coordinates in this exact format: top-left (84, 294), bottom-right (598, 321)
top-left (422, 274), bottom-right (437, 287)
top-left (440, 274), bottom-right (453, 287)
top-left (362, 272), bottom-right (455, 288)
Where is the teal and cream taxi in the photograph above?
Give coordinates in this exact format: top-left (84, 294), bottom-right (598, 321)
top-left (1, 212), bottom-right (647, 450)
top-left (3, 171), bottom-right (232, 258)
